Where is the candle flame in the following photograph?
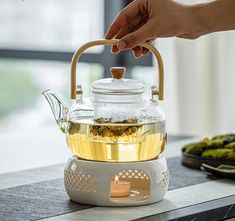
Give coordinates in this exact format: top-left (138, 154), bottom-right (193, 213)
top-left (114, 175), bottom-right (119, 182)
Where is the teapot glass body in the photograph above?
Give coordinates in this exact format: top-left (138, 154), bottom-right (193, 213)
top-left (42, 40), bottom-right (167, 162)
top-left (65, 68), bottom-right (166, 162)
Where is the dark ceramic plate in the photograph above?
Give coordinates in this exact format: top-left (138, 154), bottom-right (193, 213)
top-left (200, 163), bottom-right (235, 179)
top-left (181, 152), bottom-right (235, 170)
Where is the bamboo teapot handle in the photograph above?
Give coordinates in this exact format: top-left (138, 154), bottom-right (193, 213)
top-left (71, 39), bottom-right (164, 100)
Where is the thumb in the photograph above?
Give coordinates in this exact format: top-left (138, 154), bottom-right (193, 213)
top-left (117, 24), bottom-right (151, 50)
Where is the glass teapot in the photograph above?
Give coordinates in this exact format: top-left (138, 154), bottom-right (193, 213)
top-left (42, 39), bottom-right (166, 162)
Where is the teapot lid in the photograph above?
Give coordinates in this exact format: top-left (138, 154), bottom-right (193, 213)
top-left (91, 67), bottom-right (145, 95)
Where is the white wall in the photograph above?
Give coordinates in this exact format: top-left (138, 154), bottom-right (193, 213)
top-left (159, 0), bottom-right (235, 136)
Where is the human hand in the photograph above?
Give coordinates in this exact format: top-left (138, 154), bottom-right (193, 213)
top-left (105, 0), bottom-right (207, 58)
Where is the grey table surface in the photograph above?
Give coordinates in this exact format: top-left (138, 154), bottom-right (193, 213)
top-left (0, 135), bottom-right (234, 221)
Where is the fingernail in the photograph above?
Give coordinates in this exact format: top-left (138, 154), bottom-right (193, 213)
top-left (112, 50), bottom-right (119, 54)
top-left (117, 41), bottom-right (126, 50)
top-left (132, 51), bottom-right (140, 59)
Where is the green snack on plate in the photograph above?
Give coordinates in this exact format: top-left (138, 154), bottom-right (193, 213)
top-left (224, 142), bottom-right (235, 150)
top-left (212, 134), bottom-right (235, 144)
top-left (202, 149), bottom-right (235, 160)
top-left (206, 138), bottom-right (224, 149)
top-left (183, 142), bottom-right (207, 156)
top-left (228, 151), bottom-right (235, 159)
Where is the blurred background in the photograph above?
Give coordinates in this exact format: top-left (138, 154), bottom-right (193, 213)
top-left (0, 0), bottom-right (235, 172)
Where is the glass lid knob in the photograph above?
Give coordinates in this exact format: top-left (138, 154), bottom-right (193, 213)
top-left (110, 67), bottom-right (126, 79)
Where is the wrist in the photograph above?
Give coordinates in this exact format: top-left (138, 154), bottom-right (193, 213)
top-left (189, 3), bottom-right (214, 37)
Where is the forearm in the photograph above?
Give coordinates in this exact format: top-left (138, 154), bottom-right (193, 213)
top-left (192, 0), bottom-right (235, 35)
top-left (105, 0), bottom-right (235, 51)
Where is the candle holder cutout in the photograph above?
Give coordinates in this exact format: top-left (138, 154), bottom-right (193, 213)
top-left (110, 169), bottom-right (150, 202)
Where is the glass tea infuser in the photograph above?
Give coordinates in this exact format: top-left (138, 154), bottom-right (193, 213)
top-left (43, 39), bottom-right (169, 206)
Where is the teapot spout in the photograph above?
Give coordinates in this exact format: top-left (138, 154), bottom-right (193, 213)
top-left (42, 89), bottom-right (69, 133)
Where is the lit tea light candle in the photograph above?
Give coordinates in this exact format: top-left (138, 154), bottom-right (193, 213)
top-left (111, 176), bottom-right (131, 197)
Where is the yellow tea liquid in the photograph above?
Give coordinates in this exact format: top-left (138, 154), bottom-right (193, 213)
top-left (66, 119), bottom-right (166, 162)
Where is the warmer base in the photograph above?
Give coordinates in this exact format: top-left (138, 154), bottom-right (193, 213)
top-left (64, 156), bottom-right (169, 206)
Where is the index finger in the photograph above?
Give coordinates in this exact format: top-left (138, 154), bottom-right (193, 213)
top-left (105, 1), bottom-right (139, 39)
